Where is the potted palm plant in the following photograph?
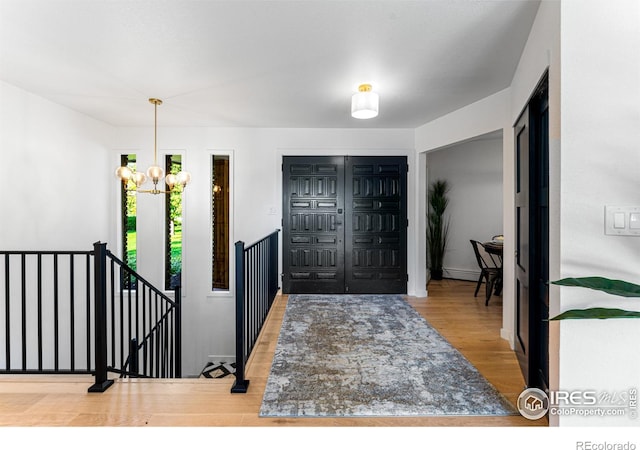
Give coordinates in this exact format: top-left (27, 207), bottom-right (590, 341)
top-left (427, 179), bottom-right (450, 281)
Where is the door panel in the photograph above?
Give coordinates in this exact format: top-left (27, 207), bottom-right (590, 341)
top-left (282, 155), bottom-right (407, 294)
top-left (346, 156), bottom-right (407, 293)
top-left (283, 156), bottom-right (345, 293)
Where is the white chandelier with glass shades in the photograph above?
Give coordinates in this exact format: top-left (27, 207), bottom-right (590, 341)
top-left (115, 98), bottom-right (191, 194)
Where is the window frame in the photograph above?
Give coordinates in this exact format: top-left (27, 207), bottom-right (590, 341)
top-left (161, 152), bottom-right (185, 292)
top-left (162, 150), bottom-right (187, 293)
top-left (117, 152), bottom-right (139, 290)
top-left (209, 150), bottom-right (234, 296)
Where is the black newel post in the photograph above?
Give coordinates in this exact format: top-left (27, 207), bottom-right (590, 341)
top-left (129, 338), bottom-right (138, 375)
top-left (89, 241), bottom-right (114, 392)
top-left (231, 241), bottom-right (249, 393)
top-left (174, 285), bottom-right (182, 378)
top-left (268, 230), bottom-right (280, 303)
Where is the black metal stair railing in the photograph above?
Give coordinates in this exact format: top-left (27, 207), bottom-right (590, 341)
top-left (0, 242), bottom-right (181, 393)
top-left (231, 229), bottom-right (280, 393)
top-left (1, 250), bottom-right (94, 375)
top-left (98, 243), bottom-right (181, 384)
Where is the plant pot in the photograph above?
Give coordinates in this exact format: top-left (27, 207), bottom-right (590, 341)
top-left (430, 268), bottom-right (443, 280)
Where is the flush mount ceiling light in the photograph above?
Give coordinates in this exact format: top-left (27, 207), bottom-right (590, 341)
top-left (115, 98), bottom-right (191, 195)
top-left (351, 83), bottom-right (379, 119)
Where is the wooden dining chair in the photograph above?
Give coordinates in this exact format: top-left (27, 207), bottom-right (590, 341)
top-left (470, 240), bottom-right (503, 305)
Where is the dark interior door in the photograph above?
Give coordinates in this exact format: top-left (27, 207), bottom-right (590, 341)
top-left (514, 73), bottom-right (549, 390)
top-left (282, 155), bottom-right (407, 294)
top-left (531, 77), bottom-right (550, 392)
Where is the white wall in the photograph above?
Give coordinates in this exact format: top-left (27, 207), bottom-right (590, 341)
top-left (425, 134), bottom-right (503, 281)
top-left (417, 0), bottom-right (640, 427)
top-left (0, 81), bottom-right (114, 370)
top-left (509, 0), bottom-right (562, 425)
top-left (414, 0), bottom-right (559, 402)
top-left (0, 81), bottom-right (113, 249)
top-left (415, 88), bottom-right (511, 328)
top-left (0, 80), bottom-right (416, 377)
top-left (557, 0), bottom-right (640, 426)
top-left (5, 1), bottom-right (638, 425)
top-left (113, 126), bottom-right (415, 376)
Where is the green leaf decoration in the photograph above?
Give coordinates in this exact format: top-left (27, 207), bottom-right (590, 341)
top-left (549, 308), bottom-right (640, 320)
top-left (551, 277), bottom-right (640, 298)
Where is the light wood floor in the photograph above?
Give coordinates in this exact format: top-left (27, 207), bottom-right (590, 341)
top-left (0, 279), bottom-right (547, 427)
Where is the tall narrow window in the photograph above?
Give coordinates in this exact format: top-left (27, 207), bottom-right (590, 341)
top-left (120, 154), bottom-right (137, 288)
top-left (212, 155), bottom-right (230, 290)
top-left (165, 155), bottom-right (183, 290)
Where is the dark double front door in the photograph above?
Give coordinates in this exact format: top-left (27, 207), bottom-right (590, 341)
top-left (282, 156), bottom-right (407, 294)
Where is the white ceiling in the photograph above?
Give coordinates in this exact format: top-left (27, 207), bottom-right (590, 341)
top-left (0, 0), bottom-right (541, 128)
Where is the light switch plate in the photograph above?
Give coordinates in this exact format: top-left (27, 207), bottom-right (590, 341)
top-left (605, 205), bottom-right (640, 236)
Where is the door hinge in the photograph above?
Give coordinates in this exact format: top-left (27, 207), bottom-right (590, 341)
top-left (406, 274), bottom-right (409, 282)
top-left (281, 218), bottom-right (284, 227)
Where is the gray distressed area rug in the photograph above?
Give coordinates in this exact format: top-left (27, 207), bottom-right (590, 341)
top-left (259, 294), bottom-right (518, 417)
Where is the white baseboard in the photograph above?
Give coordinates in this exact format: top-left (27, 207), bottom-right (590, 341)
top-left (500, 328), bottom-right (515, 349)
top-left (442, 268), bottom-right (480, 282)
top-left (414, 288), bottom-right (428, 297)
top-left (207, 355), bottom-right (236, 363)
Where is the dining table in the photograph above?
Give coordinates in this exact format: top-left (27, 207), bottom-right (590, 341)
top-left (483, 240), bottom-right (503, 259)
top-left (482, 239), bottom-right (503, 295)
